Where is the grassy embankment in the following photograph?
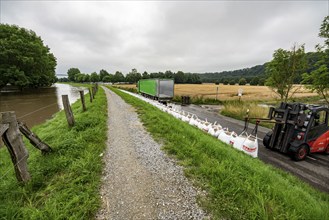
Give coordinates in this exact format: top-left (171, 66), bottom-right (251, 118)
top-left (0, 85), bottom-right (107, 219)
top-left (110, 86), bottom-right (329, 220)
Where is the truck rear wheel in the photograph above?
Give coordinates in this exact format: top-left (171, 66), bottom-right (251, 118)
top-left (292, 145), bottom-right (308, 161)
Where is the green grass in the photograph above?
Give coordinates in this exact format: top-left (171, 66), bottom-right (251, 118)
top-left (110, 86), bottom-right (329, 220)
top-left (0, 86), bottom-right (107, 219)
top-left (221, 100), bottom-right (274, 128)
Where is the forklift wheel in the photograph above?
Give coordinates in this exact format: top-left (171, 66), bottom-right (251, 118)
top-left (325, 145), bottom-right (329, 155)
top-left (292, 145), bottom-right (308, 161)
top-left (263, 131), bottom-right (272, 149)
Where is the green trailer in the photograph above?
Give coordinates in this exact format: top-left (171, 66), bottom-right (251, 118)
top-left (138, 79), bottom-right (174, 101)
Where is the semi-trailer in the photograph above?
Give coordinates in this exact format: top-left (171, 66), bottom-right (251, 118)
top-left (138, 79), bottom-right (174, 102)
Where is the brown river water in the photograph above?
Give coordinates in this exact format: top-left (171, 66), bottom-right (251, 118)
top-left (0, 83), bottom-right (88, 128)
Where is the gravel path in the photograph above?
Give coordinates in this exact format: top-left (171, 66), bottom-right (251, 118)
top-left (96, 87), bottom-right (207, 220)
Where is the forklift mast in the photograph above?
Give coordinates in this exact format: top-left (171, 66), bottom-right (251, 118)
top-left (267, 102), bottom-right (307, 153)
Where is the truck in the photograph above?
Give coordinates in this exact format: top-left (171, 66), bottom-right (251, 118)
top-left (137, 79), bottom-right (174, 103)
top-left (262, 102), bottom-right (329, 161)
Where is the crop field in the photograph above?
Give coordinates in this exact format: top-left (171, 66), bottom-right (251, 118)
top-left (116, 83), bottom-right (318, 101)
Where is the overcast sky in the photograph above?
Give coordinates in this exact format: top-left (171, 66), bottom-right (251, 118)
top-left (1, 1), bottom-right (328, 75)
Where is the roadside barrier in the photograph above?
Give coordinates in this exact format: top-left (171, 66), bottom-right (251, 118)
top-left (120, 90), bottom-right (259, 158)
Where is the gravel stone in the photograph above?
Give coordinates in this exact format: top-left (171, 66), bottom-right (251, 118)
top-left (96, 87), bottom-right (208, 220)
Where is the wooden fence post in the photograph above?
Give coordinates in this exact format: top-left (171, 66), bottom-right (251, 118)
top-left (1, 111), bottom-right (31, 182)
top-left (79, 90), bottom-right (86, 111)
top-left (62, 95), bottom-right (75, 127)
top-left (89, 88), bottom-right (93, 103)
top-left (18, 121), bottom-right (52, 154)
top-left (92, 86), bottom-right (96, 99)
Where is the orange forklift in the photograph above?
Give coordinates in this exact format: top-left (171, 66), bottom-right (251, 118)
top-left (262, 102), bottom-right (329, 161)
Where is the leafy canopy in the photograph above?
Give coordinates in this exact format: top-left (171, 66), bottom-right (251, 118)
top-left (0, 24), bottom-right (57, 89)
top-left (302, 16), bottom-right (329, 105)
top-left (266, 44), bottom-right (306, 102)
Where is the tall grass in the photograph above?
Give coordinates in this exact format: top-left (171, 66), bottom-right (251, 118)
top-left (221, 101), bottom-right (274, 128)
top-left (110, 87), bottom-right (329, 220)
top-left (0, 87), bottom-right (107, 219)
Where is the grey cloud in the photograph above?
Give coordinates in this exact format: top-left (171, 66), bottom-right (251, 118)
top-left (1, 1), bottom-right (327, 74)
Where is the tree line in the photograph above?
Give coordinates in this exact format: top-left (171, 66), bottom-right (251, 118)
top-left (58, 68), bottom-right (202, 84)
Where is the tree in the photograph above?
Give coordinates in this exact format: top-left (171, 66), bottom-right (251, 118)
top-left (223, 79), bottom-right (229, 85)
top-left (0, 24), bottom-right (57, 89)
top-left (302, 16), bottom-right (329, 105)
top-left (229, 79), bottom-right (236, 85)
top-left (250, 77), bottom-right (259, 86)
top-left (238, 78), bottom-right (247, 85)
top-left (125, 68), bottom-right (141, 83)
top-left (90, 72), bottom-right (100, 82)
top-left (174, 71), bottom-right (185, 83)
top-left (113, 71), bottom-right (125, 83)
top-left (67, 68), bottom-right (80, 82)
top-left (99, 69), bottom-right (109, 81)
top-left (103, 75), bottom-right (113, 82)
top-left (142, 71), bottom-right (150, 79)
top-left (266, 44), bottom-right (306, 102)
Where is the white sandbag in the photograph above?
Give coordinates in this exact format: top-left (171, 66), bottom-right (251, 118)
top-left (202, 119), bottom-right (211, 132)
top-left (233, 132), bottom-right (248, 151)
top-left (189, 115), bottom-right (198, 127)
top-left (242, 135), bottom-right (258, 158)
top-left (213, 126), bottom-right (224, 137)
top-left (218, 129), bottom-right (235, 144)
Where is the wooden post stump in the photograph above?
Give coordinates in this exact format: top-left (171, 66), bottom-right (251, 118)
top-left (89, 88), bottom-right (93, 103)
top-left (79, 90), bottom-right (87, 111)
top-left (1, 112), bottom-right (31, 182)
top-left (62, 95), bottom-right (75, 127)
top-left (92, 86), bottom-right (96, 99)
top-left (18, 121), bottom-right (52, 154)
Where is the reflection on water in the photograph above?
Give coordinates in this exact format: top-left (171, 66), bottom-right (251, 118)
top-left (0, 83), bottom-right (88, 128)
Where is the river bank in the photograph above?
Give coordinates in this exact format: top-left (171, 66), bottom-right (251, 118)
top-left (0, 86), bottom-right (107, 219)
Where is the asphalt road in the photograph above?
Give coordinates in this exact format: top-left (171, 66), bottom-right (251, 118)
top-left (180, 104), bottom-right (329, 194)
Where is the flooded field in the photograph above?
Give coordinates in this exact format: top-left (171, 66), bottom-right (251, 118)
top-left (0, 83), bottom-right (88, 128)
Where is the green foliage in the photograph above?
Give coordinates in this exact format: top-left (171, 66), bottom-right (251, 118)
top-left (250, 77), bottom-right (259, 85)
top-left (125, 68), bottom-right (142, 83)
top-left (142, 71), bottom-right (150, 79)
top-left (99, 69), bottom-right (109, 81)
top-left (229, 79), bottom-right (236, 85)
top-left (223, 79), bottom-right (229, 85)
top-left (67, 68), bottom-right (80, 82)
top-left (302, 16), bottom-right (329, 105)
top-left (266, 44), bottom-right (307, 102)
top-left (0, 24), bottom-right (57, 89)
top-left (0, 85), bottom-right (107, 219)
top-left (319, 16), bottom-right (329, 46)
top-left (113, 71), bottom-right (125, 83)
top-left (90, 72), bottom-right (100, 82)
top-left (111, 87), bottom-right (329, 220)
top-left (238, 77), bottom-right (247, 85)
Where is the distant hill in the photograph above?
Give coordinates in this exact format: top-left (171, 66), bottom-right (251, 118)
top-left (197, 52), bottom-right (322, 83)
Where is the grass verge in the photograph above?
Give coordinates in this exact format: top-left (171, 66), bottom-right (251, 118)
top-left (0, 86), bottom-right (107, 219)
top-left (221, 100), bottom-right (274, 128)
top-left (110, 86), bottom-right (329, 220)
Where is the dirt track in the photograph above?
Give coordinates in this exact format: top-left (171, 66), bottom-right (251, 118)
top-left (181, 104), bottom-right (329, 194)
top-left (97, 87), bottom-right (207, 219)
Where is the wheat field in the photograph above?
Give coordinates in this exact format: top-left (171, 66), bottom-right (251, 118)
top-left (116, 83), bottom-right (318, 101)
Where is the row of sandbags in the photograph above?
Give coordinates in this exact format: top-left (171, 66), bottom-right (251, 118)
top-left (120, 90), bottom-right (258, 158)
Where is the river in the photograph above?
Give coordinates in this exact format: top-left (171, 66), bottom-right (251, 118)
top-left (0, 83), bottom-right (89, 128)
